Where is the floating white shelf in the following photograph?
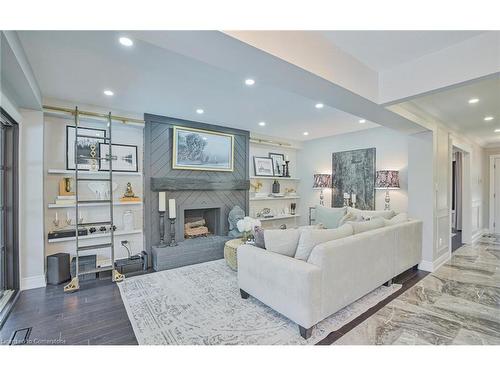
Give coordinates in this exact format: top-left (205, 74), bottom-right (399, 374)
top-left (250, 196), bottom-right (300, 201)
top-left (250, 176), bottom-right (300, 181)
top-left (258, 214), bottom-right (301, 221)
top-left (47, 169), bottom-right (142, 176)
top-left (48, 201), bottom-right (143, 208)
top-left (47, 229), bottom-right (143, 243)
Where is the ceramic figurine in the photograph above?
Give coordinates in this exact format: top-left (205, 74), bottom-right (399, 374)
top-left (228, 206), bottom-right (245, 238)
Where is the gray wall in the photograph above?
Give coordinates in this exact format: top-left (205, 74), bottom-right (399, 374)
top-left (144, 113), bottom-right (249, 253)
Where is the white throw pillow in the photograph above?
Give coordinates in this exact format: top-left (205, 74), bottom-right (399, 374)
top-left (264, 228), bottom-right (301, 257)
top-left (349, 217), bottom-right (385, 234)
top-left (347, 207), bottom-right (396, 220)
top-left (384, 212), bottom-right (408, 226)
top-left (294, 224), bottom-right (354, 261)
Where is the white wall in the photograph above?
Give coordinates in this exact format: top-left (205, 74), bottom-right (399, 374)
top-left (296, 126), bottom-right (409, 225)
top-left (19, 109), bottom-right (46, 290)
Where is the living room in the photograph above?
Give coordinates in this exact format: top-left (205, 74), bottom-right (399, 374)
top-left (1, 1), bottom-right (499, 373)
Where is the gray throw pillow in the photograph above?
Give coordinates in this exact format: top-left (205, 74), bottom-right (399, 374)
top-left (264, 228), bottom-right (301, 257)
top-left (295, 224), bottom-right (353, 261)
top-left (315, 205), bottom-right (347, 229)
top-left (253, 226), bottom-right (266, 249)
top-left (347, 207), bottom-right (396, 220)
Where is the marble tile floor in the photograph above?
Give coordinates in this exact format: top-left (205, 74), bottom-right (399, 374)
top-left (335, 239), bottom-right (500, 345)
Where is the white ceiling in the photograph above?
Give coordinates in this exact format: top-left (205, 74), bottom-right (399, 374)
top-left (320, 31), bottom-right (486, 72)
top-left (406, 75), bottom-right (500, 146)
top-left (17, 31), bottom-right (379, 141)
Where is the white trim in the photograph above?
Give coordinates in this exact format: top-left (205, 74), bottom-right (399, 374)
top-left (418, 250), bottom-right (450, 272)
top-left (472, 228), bottom-right (487, 243)
top-left (20, 275), bottom-right (46, 290)
top-left (489, 155), bottom-right (500, 233)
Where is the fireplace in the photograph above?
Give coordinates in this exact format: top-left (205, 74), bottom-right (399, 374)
top-left (183, 207), bottom-right (221, 238)
top-left (180, 205), bottom-right (225, 240)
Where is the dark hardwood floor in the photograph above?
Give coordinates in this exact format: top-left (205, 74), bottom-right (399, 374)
top-left (0, 266), bottom-right (428, 345)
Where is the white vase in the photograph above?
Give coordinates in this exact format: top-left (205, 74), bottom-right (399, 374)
top-left (123, 210), bottom-right (134, 231)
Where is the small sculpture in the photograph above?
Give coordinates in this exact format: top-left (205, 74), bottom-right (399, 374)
top-left (228, 206), bottom-right (245, 238)
top-left (120, 182), bottom-right (141, 202)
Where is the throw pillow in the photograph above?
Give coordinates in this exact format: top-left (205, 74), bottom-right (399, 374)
top-left (338, 212), bottom-right (356, 226)
top-left (383, 212), bottom-right (408, 226)
top-left (264, 228), bottom-right (301, 257)
top-left (314, 205), bottom-right (347, 229)
top-left (253, 226), bottom-right (266, 249)
top-left (294, 224), bottom-right (354, 261)
top-left (347, 207), bottom-right (396, 220)
top-left (349, 217), bottom-right (385, 234)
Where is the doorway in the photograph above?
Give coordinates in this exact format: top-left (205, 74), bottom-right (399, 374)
top-left (0, 107), bottom-right (19, 328)
top-left (451, 148), bottom-right (464, 252)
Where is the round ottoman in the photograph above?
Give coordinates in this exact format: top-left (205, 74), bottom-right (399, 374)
top-left (224, 238), bottom-right (244, 271)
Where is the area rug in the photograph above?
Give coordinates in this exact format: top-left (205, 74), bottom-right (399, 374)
top-left (118, 259), bottom-right (401, 345)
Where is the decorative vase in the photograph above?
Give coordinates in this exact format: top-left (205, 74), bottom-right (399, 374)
top-left (122, 210), bottom-right (134, 231)
top-left (272, 180), bottom-right (280, 194)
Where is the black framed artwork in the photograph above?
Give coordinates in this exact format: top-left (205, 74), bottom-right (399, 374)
top-left (268, 152), bottom-right (285, 176)
top-left (66, 126), bottom-right (107, 170)
top-left (253, 156), bottom-right (275, 177)
top-left (99, 143), bottom-right (139, 172)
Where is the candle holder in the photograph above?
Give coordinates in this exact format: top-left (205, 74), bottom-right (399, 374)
top-left (285, 161), bottom-right (290, 177)
top-left (158, 211), bottom-right (168, 247)
top-left (169, 218), bottom-right (178, 247)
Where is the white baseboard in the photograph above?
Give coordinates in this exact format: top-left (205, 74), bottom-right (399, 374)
top-left (472, 228), bottom-right (487, 243)
top-left (21, 274), bottom-right (46, 290)
top-left (418, 250), bottom-right (450, 273)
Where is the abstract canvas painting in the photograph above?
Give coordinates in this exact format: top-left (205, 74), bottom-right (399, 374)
top-left (331, 148), bottom-right (376, 209)
top-left (173, 126), bottom-right (234, 172)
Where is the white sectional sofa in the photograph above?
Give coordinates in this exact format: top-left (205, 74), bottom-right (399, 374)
top-left (237, 219), bottom-right (422, 339)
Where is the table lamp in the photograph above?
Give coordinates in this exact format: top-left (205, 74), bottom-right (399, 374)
top-left (375, 170), bottom-right (400, 210)
top-left (313, 173), bottom-right (332, 206)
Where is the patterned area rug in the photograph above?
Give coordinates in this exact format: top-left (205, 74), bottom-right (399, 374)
top-left (118, 259), bottom-right (401, 345)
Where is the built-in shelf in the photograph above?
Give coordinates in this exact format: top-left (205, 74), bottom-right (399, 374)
top-left (47, 169), bottom-right (142, 176)
top-left (47, 229), bottom-right (143, 243)
top-left (48, 201), bottom-right (143, 208)
top-left (258, 214), bottom-right (301, 222)
top-left (250, 176), bottom-right (300, 181)
top-left (250, 196), bottom-right (300, 201)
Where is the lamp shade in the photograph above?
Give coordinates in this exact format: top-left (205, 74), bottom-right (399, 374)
top-left (313, 174), bottom-right (332, 189)
top-left (375, 170), bottom-right (400, 189)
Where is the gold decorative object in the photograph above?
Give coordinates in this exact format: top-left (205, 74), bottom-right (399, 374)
top-left (113, 269), bottom-right (125, 282)
top-left (120, 182), bottom-right (141, 202)
top-left (59, 177), bottom-right (75, 196)
top-left (89, 144), bottom-right (98, 171)
top-left (250, 181), bottom-right (263, 192)
top-left (64, 277), bottom-right (80, 293)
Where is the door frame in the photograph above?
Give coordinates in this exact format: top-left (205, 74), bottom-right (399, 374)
top-left (449, 138), bottom-right (472, 244)
top-left (489, 154), bottom-right (500, 233)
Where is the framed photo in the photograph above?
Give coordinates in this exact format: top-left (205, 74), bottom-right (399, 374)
top-left (253, 156), bottom-right (275, 177)
top-left (269, 152), bottom-right (285, 176)
top-left (99, 143), bottom-right (139, 172)
top-left (66, 126), bottom-right (106, 170)
top-left (173, 126), bottom-right (234, 172)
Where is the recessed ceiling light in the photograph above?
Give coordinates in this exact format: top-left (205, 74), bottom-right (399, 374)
top-left (484, 116), bottom-right (494, 121)
top-left (245, 78), bottom-right (255, 86)
top-left (258, 122), bottom-right (266, 126)
top-left (119, 37), bottom-right (133, 47)
top-left (303, 131), bottom-right (309, 136)
top-left (495, 129), bottom-right (500, 133)
top-left (315, 103), bottom-right (324, 109)
top-left (103, 90), bottom-right (114, 96)
top-left (468, 98), bottom-right (479, 104)
top-left (359, 119), bottom-right (366, 124)
top-left (196, 109), bottom-right (204, 114)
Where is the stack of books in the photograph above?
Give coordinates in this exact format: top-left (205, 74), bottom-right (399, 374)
top-left (54, 195), bottom-right (76, 205)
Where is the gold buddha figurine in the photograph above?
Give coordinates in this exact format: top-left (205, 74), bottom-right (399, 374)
top-left (120, 182), bottom-right (141, 202)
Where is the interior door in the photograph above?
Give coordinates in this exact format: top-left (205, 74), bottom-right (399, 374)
top-left (494, 157), bottom-right (500, 233)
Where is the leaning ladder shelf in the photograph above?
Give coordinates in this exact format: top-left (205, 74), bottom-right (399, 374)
top-left (64, 107), bottom-right (125, 292)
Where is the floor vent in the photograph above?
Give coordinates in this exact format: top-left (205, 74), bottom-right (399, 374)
top-left (9, 327), bottom-right (32, 345)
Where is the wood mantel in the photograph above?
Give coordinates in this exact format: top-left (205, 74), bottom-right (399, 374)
top-left (151, 177), bottom-right (250, 191)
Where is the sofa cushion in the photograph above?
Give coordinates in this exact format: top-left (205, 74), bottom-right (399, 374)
top-left (295, 224), bottom-right (353, 261)
top-left (315, 205), bottom-right (347, 229)
top-left (384, 212), bottom-right (408, 226)
top-left (348, 207), bottom-right (396, 220)
top-left (264, 228), bottom-right (301, 257)
top-left (338, 211), bottom-right (357, 226)
top-left (349, 217), bottom-right (385, 234)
